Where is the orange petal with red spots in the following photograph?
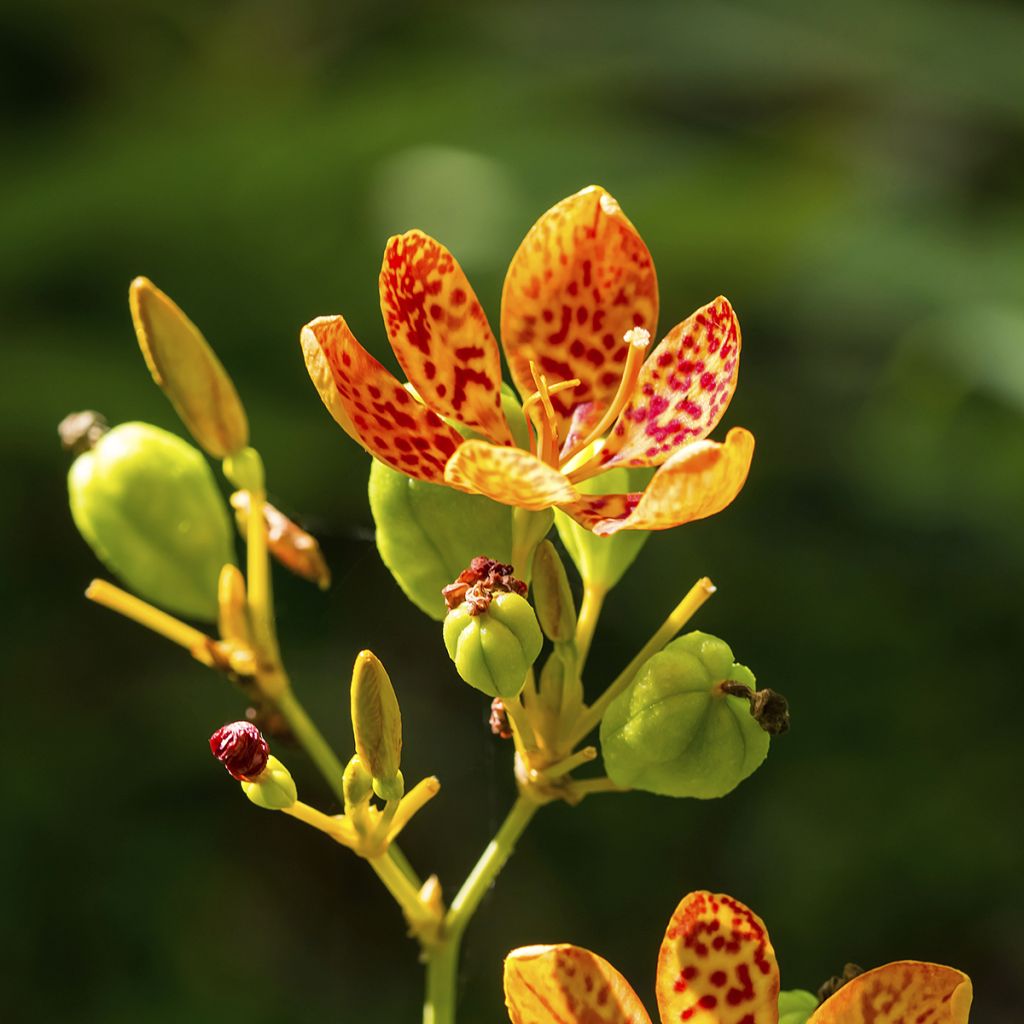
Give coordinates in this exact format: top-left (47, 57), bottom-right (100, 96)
top-left (444, 440), bottom-right (579, 510)
top-left (655, 891), bottom-right (780, 1024)
top-left (600, 297), bottom-right (741, 469)
top-left (501, 186), bottom-right (659, 434)
top-left (504, 944), bottom-right (654, 1024)
top-left (300, 315), bottom-right (463, 483)
top-left (807, 962), bottom-right (972, 1024)
top-left (564, 427), bottom-right (754, 534)
top-left (380, 231), bottom-right (512, 445)
top-left (559, 400), bottom-right (607, 460)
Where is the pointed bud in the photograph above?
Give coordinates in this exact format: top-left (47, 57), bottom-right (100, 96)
top-left (209, 721), bottom-right (269, 780)
top-left (419, 874), bottom-right (443, 918)
top-left (241, 756), bottom-right (297, 810)
top-left (343, 754), bottom-right (373, 809)
top-left (130, 277), bottom-right (249, 458)
top-left (230, 491), bottom-right (331, 590)
top-left (350, 650), bottom-right (403, 798)
top-left (530, 541), bottom-right (577, 643)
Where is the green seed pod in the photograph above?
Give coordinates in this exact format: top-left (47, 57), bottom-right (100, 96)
top-left (600, 631), bottom-right (770, 799)
top-left (554, 467), bottom-right (651, 593)
top-left (65, 417), bottom-right (235, 621)
top-left (240, 755), bottom-right (297, 810)
top-left (530, 540), bottom-right (577, 644)
top-left (369, 459), bottom-right (514, 621)
top-left (443, 592), bottom-right (543, 699)
top-left (778, 990), bottom-right (818, 1024)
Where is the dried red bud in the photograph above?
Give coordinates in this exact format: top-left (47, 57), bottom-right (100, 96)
top-left (209, 721), bottom-right (269, 780)
top-left (442, 556), bottom-right (527, 616)
top-left (489, 698), bottom-right (513, 740)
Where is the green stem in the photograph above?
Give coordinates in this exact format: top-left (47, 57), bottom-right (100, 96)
top-left (567, 576), bottom-right (716, 747)
top-left (274, 687), bottom-right (348, 805)
top-left (423, 796), bottom-right (539, 1024)
top-left (574, 582), bottom-right (606, 671)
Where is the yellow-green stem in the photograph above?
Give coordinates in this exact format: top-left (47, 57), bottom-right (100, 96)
top-left (423, 796), bottom-right (539, 1024)
top-left (567, 576), bottom-right (716, 746)
top-left (574, 582), bottom-right (606, 671)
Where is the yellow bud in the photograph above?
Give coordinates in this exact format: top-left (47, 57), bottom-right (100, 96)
top-left (530, 540), bottom-right (577, 644)
top-left (419, 874), bottom-right (443, 918)
top-left (343, 754), bottom-right (373, 810)
top-left (129, 276), bottom-right (249, 458)
top-left (350, 650), bottom-right (402, 791)
top-left (230, 491), bottom-right (331, 590)
top-left (217, 564), bottom-right (251, 645)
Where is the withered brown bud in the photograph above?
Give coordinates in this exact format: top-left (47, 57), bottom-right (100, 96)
top-left (209, 721), bottom-right (269, 780)
top-left (817, 963), bottom-right (864, 1004)
top-left (719, 681), bottom-right (791, 735)
top-left (442, 556), bottom-right (527, 616)
top-left (489, 698), bottom-right (513, 740)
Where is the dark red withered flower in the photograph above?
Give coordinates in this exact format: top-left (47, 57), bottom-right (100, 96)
top-left (209, 721), bottom-right (269, 780)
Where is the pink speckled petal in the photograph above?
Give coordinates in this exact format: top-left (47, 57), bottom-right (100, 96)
top-left (600, 296), bottom-right (741, 469)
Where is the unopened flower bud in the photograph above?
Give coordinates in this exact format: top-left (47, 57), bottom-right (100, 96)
top-left (350, 650), bottom-right (403, 797)
top-left (343, 755), bottom-right (373, 809)
top-left (530, 541), bottom-right (577, 644)
top-left (241, 756), bottom-right (297, 810)
top-left (209, 721), bottom-right (269, 780)
top-left (600, 631), bottom-right (773, 799)
top-left (65, 418), bottom-right (236, 621)
top-left (129, 277), bottom-right (249, 458)
top-left (217, 564), bottom-right (251, 645)
top-left (230, 491), bottom-right (331, 590)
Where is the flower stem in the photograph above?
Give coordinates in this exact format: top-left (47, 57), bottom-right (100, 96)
top-left (422, 795), bottom-right (539, 1024)
top-left (574, 582), bottom-right (606, 671)
top-left (567, 576), bottom-right (716, 746)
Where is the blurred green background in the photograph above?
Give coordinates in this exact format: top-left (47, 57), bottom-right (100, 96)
top-left (3, 0), bottom-right (1022, 1020)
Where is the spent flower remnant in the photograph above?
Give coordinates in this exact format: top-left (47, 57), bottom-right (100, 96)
top-left (301, 185), bottom-right (754, 535)
top-left (503, 890), bottom-right (972, 1024)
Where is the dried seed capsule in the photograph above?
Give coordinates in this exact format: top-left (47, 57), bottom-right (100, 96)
top-left (600, 631), bottom-right (771, 799)
top-left (209, 721), bottom-right (269, 780)
top-left (64, 417), bottom-right (236, 621)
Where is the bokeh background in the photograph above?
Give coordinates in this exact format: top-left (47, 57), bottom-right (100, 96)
top-left (3, 1), bottom-right (1023, 1020)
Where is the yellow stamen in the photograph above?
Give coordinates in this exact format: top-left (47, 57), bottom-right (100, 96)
top-left (561, 327), bottom-right (651, 470)
top-left (524, 362), bottom-right (560, 466)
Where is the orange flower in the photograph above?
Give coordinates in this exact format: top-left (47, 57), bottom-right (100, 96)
top-left (301, 186), bottom-right (754, 535)
top-left (503, 890), bottom-right (972, 1024)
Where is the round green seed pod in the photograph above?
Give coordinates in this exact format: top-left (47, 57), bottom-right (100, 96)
top-left (442, 592), bottom-right (543, 699)
top-left (67, 420), bottom-right (235, 621)
top-left (600, 631), bottom-right (770, 799)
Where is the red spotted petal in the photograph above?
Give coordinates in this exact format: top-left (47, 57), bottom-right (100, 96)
top-left (655, 891), bottom-right (780, 1024)
top-left (600, 297), bottom-right (741, 469)
top-left (300, 315), bottom-right (463, 483)
top-left (807, 962), bottom-right (972, 1024)
top-left (444, 440), bottom-right (579, 510)
top-left (504, 944), bottom-right (654, 1024)
top-left (564, 428), bottom-right (754, 534)
top-left (501, 185), bottom-right (658, 433)
top-left (380, 231), bottom-right (512, 445)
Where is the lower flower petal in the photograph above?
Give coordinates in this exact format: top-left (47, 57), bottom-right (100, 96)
top-left (444, 440), bottom-right (579, 510)
top-left (655, 891), bottom-right (780, 1024)
top-left (301, 315), bottom-right (463, 483)
top-left (504, 944), bottom-right (654, 1024)
top-left (562, 428), bottom-right (754, 535)
top-left (600, 296), bottom-right (741, 469)
top-left (807, 962), bottom-right (972, 1024)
